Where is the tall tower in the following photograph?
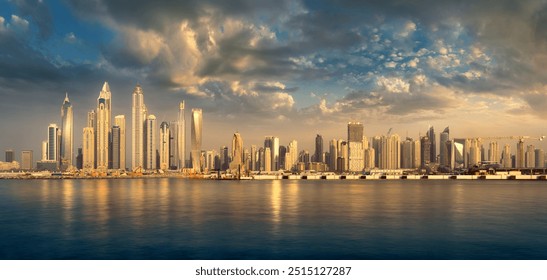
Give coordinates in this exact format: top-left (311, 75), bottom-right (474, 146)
top-left (230, 132), bottom-right (244, 171)
top-left (111, 125), bottom-right (121, 169)
top-left (114, 115), bottom-right (126, 170)
top-left (132, 84), bottom-right (145, 170)
top-left (60, 93), bottom-right (73, 170)
top-left (145, 115), bottom-right (157, 170)
top-left (501, 144), bottom-right (511, 168)
top-left (329, 139), bottom-right (338, 171)
top-left (83, 126), bottom-right (94, 170)
top-left (428, 126), bottom-right (436, 163)
top-left (439, 126), bottom-right (450, 167)
top-left (347, 122), bottom-right (364, 172)
top-left (516, 141), bottom-right (525, 168)
top-left (191, 108), bottom-right (203, 173)
top-left (159, 121), bottom-right (170, 171)
top-left (315, 134), bottom-right (323, 163)
top-left (96, 82), bottom-right (111, 170)
top-left (177, 101), bottom-right (185, 169)
top-left (488, 141), bottom-right (499, 164)
top-left (47, 124), bottom-right (59, 162)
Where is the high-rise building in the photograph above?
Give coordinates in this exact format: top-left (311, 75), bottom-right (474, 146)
top-left (111, 126), bottom-right (121, 169)
top-left (428, 126), bottom-right (436, 163)
top-left (191, 108), bottom-right (203, 173)
top-left (535, 149), bottom-right (545, 168)
top-left (420, 135), bottom-right (431, 168)
top-left (159, 121), bottom-right (170, 171)
top-left (40, 141), bottom-right (47, 161)
top-left (329, 139), bottom-right (338, 172)
top-left (264, 147), bottom-right (272, 172)
top-left (284, 140), bottom-right (298, 171)
top-left (250, 145), bottom-right (257, 171)
top-left (96, 82), bottom-right (111, 170)
top-left (87, 110), bottom-right (96, 168)
top-left (469, 138), bottom-right (481, 166)
top-left (264, 136), bottom-right (280, 171)
top-left (76, 148), bottom-right (83, 170)
top-left (439, 127), bottom-right (450, 167)
top-left (83, 127), bottom-right (95, 170)
top-left (348, 122), bottom-right (364, 172)
top-left (230, 132), bottom-right (244, 171)
top-left (132, 84), bottom-right (145, 170)
top-left (21, 150), bottom-right (33, 170)
top-left (315, 134), bottom-right (323, 163)
top-left (176, 101), bottom-right (185, 169)
top-left (401, 138), bottom-right (413, 169)
top-left (145, 115), bottom-right (157, 170)
top-left (525, 145), bottom-right (535, 168)
top-left (488, 141), bottom-right (499, 164)
top-left (47, 124), bottom-right (59, 162)
top-left (501, 144), bottom-right (511, 168)
top-left (379, 134), bottom-right (400, 169)
top-left (114, 115), bottom-right (126, 170)
top-left (516, 141), bottom-right (525, 168)
top-left (5, 149), bottom-right (14, 163)
top-left (60, 93), bottom-right (73, 170)
top-left (337, 140), bottom-right (348, 172)
top-left (220, 146), bottom-right (229, 171)
top-left (364, 147), bottom-right (375, 169)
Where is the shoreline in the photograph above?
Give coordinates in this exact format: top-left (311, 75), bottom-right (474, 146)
top-left (1, 173), bottom-right (546, 181)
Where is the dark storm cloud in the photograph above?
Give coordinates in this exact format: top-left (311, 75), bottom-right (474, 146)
top-left (11, 0), bottom-right (53, 39)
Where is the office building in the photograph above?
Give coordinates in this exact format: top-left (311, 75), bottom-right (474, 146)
top-left (315, 134), bottom-right (323, 163)
top-left (83, 127), bottom-right (95, 170)
top-left (114, 115), bottom-right (126, 170)
top-left (264, 136), bottom-right (280, 171)
top-left (132, 84), bottom-right (145, 170)
top-left (439, 127), bottom-right (450, 167)
top-left (191, 108), bottom-right (203, 173)
top-left (420, 135), bottom-right (431, 168)
top-left (145, 115), bottom-right (157, 170)
top-left (96, 82), bottom-right (111, 170)
top-left (525, 145), bottom-right (535, 168)
top-left (21, 150), bottom-right (33, 170)
top-left (535, 149), bottom-right (545, 168)
top-left (516, 141), bottom-right (525, 168)
top-left (348, 122), bottom-right (364, 172)
top-left (264, 147), bottom-right (271, 172)
top-left (501, 144), bottom-right (511, 168)
top-left (159, 121), bottom-right (170, 171)
top-left (111, 125), bottom-right (121, 169)
top-left (60, 93), bottom-right (73, 170)
top-left (230, 132), bottom-right (244, 171)
top-left (428, 126), bottom-right (436, 163)
top-left (488, 141), bottom-right (499, 164)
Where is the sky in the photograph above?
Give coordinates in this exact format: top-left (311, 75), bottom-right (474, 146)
top-left (1, 0), bottom-right (547, 160)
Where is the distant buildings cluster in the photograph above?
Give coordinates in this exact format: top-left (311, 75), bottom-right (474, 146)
top-left (1, 81), bottom-right (546, 174)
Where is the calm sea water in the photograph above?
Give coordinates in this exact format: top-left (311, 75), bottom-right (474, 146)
top-left (1, 178), bottom-right (546, 260)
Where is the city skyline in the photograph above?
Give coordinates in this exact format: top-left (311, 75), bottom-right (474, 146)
top-left (1, 1), bottom-right (547, 159)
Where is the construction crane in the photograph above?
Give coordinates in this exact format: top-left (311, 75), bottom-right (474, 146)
top-left (475, 135), bottom-right (545, 143)
top-left (386, 128), bottom-right (393, 136)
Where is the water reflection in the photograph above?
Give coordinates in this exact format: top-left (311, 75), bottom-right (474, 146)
top-left (270, 180), bottom-right (282, 232)
top-left (62, 180), bottom-right (75, 238)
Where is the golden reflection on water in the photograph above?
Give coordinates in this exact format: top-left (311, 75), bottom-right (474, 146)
top-left (62, 180), bottom-right (75, 236)
top-left (284, 181), bottom-right (300, 226)
top-left (130, 179), bottom-right (145, 229)
top-left (270, 180), bottom-right (282, 227)
top-left (158, 179), bottom-right (170, 224)
top-left (95, 180), bottom-right (110, 237)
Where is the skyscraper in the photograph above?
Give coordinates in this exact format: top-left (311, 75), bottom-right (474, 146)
top-left (87, 110), bottom-right (96, 168)
top-left (177, 101), bottom-right (185, 169)
top-left (501, 144), bottom-right (511, 168)
top-left (83, 127), bottom-right (95, 170)
top-left (315, 134), bottom-right (323, 163)
top-left (60, 93), bottom-right (73, 170)
top-left (230, 132), bottom-right (244, 171)
top-left (535, 149), bottom-right (545, 168)
top-left (250, 145), bottom-right (257, 171)
top-left (264, 136), bottom-right (280, 171)
top-left (329, 139), bottom-right (338, 171)
top-left (111, 126), bottom-right (121, 169)
top-left (191, 108), bottom-right (203, 173)
top-left (285, 140), bottom-right (298, 171)
top-left (21, 150), bottom-right (33, 170)
top-left (379, 134), bottom-right (400, 169)
top-left (488, 141), bottom-right (499, 164)
top-left (96, 82), bottom-right (111, 170)
top-left (439, 127), bottom-right (450, 167)
top-left (348, 122), bottom-right (364, 172)
top-left (264, 147), bottom-right (272, 172)
top-left (145, 115), bottom-right (157, 170)
top-left (159, 121), bottom-right (170, 171)
top-left (428, 126), bottom-right (436, 163)
top-left (525, 145), bottom-right (535, 168)
top-left (47, 124), bottom-right (59, 162)
top-left (132, 84), bottom-right (145, 170)
top-left (516, 141), bottom-right (525, 168)
top-left (114, 115), bottom-right (126, 170)
top-left (420, 135), bottom-right (431, 168)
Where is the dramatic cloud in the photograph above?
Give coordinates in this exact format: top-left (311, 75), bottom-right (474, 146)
top-left (1, 0), bottom-right (547, 153)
